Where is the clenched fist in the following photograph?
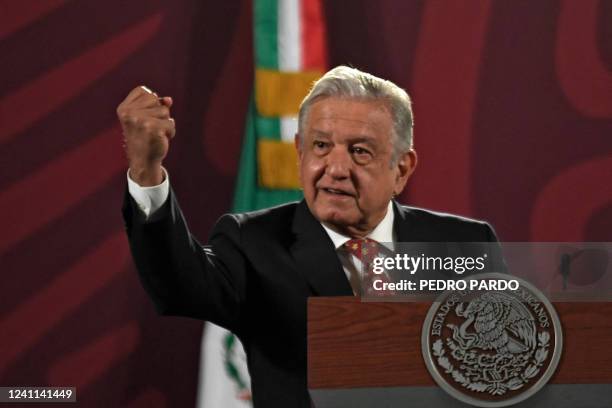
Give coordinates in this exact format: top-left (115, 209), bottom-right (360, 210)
top-left (117, 86), bottom-right (176, 186)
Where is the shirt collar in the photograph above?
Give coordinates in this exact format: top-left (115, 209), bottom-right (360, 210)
top-left (320, 201), bottom-right (395, 249)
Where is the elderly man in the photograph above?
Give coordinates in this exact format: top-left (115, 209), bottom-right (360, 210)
top-left (118, 66), bottom-right (499, 407)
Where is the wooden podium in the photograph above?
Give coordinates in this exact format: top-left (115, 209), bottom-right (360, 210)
top-left (308, 297), bottom-right (612, 407)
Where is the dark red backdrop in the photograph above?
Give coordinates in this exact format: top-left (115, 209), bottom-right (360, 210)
top-left (1, 1), bottom-right (610, 406)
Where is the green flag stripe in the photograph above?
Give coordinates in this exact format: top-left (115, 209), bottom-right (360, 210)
top-left (254, 0), bottom-right (278, 69)
top-left (232, 95), bottom-right (258, 212)
top-left (232, 96), bottom-right (302, 213)
top-left (255, 116), bottom-right (281, 140)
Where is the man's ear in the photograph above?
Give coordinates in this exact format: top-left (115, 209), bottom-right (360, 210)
top-left (394, 149), bottom-right (418, 195)
top-left (294, 133), bottom-right (303, 158)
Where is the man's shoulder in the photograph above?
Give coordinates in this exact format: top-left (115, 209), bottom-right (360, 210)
top-left (395, 203), bottom-right (497, 241)
top-left (212, 201), bottom-right (300, 242)
top-left (399, 204), bottom-right (489, 227)
top-left (230, 201), bottom-right (300, 225)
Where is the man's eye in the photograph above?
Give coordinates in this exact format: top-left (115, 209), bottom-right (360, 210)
top-left (350, 146), bottom-right (373, 164)
top-left (351, 147), bottom-right (370, 155)
top-left (313, 141), bottom-right (328, 149)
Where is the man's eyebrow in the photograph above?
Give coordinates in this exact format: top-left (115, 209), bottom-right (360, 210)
top-left (308, 130), bottom-right (379, 149)
top-left (310, 129), bottom-right (331, 138)
top-left (310, 129), bottom-right (377, 141)
top-left (347, 136), bottom-right (376, 144)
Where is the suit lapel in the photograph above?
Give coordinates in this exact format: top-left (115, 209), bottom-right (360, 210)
top-left (290, 201), bottom-right (353, 296)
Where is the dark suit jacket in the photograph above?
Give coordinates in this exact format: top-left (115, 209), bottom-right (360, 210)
top-left (122, 189), bottom-right (500, 407)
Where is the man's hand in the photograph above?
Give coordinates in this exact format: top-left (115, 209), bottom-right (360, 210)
top-left (117, 86), bottom-right (176, 186)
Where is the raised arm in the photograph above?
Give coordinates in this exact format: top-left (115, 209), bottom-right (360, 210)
top-left (117, 87), bottom-right (246, 332)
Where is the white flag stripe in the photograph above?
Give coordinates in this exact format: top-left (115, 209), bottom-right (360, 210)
top-left (280, 116), bottom-right (299, 142)
top-left (278, 0), bottom-right (301, 71)
top-left (197, 323), bottom-right (252, 408)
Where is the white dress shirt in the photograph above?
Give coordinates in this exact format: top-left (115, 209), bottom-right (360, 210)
top-left (127, 170), bottom-right (395, 293)
top-left (320, 203), bottom-right (395, 293)
top-left (126, 168), bottom-right (170, 218)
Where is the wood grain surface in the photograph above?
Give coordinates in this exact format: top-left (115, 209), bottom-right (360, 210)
top-left (308, 298), bottom-right (612, 389)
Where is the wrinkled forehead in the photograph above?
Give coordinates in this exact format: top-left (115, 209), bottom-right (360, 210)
top-left (302, 97), bottom-right (394, 139)
top-left (304, 95), bottom-right (393, 119)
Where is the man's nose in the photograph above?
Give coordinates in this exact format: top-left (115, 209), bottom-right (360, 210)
top-left (325, 146), bottom-right (351, 179)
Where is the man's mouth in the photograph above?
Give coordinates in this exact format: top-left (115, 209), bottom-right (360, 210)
top-left (321, 187), bottom-right (353, 196)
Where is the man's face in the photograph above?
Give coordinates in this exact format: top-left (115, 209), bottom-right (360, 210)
top-left (296, 97), bottom-right (417, 237)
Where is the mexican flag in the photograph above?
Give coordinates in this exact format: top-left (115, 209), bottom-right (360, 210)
top-left (197, 0), bottom-right (327, 406)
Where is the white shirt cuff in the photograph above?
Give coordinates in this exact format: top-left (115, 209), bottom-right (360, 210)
top-left (127, 167), bottom-right (170, 218)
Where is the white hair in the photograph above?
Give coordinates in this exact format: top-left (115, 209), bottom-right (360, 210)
top-left (298, 66), bottom-right (414, 163)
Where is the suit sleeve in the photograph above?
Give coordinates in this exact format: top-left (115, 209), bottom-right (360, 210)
top-left (122, 186), bottom-right (247, 333)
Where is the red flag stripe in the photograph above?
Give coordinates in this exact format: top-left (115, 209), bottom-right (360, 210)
top-left (300, 0), bottom-right (328, 70)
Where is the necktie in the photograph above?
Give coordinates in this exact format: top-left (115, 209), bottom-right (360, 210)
top-left (344, 238), bottom-right (393, 297)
